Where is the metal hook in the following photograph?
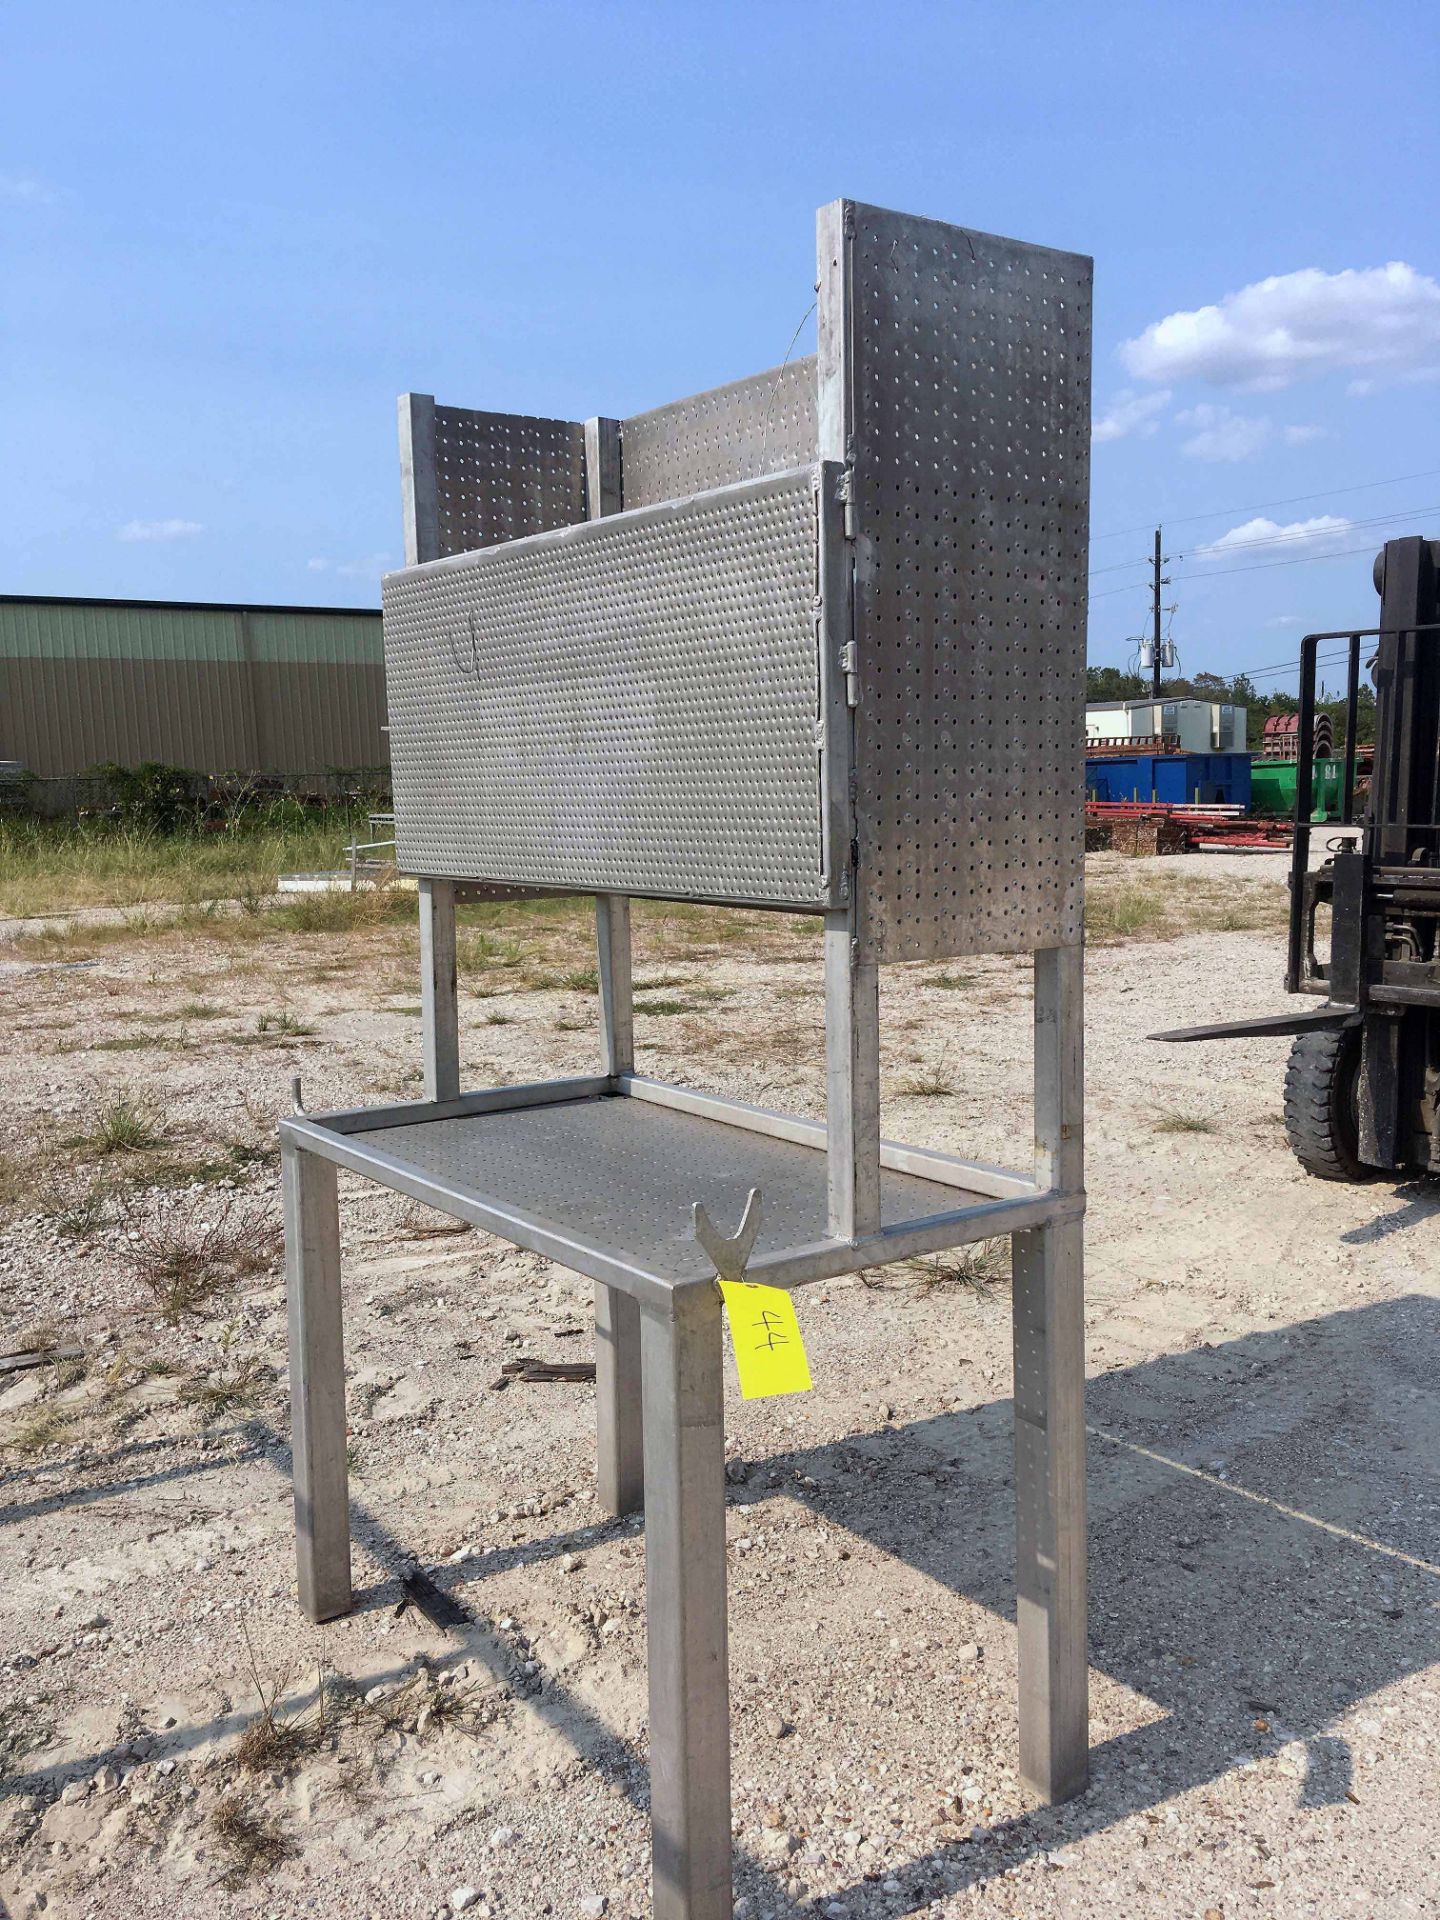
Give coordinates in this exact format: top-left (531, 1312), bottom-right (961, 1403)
top-left (692, 1187), bottom-right (763, 1283)
top-left (291, 1075), bottom-right (307, 1116)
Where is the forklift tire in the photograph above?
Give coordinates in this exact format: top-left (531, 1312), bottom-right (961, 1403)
top-left (1283, 1025), bottom-right (1373, 1182)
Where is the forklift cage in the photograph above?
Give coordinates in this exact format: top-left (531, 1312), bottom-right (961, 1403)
top-left (1289, 621), bottom-right (1440, 998)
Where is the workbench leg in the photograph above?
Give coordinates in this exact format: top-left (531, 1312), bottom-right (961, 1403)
top-left (1012, 1216), bottom-right (1087, 1801)
top-left (419, 876), bottom-right (460, 1103)
top-left (284, 1144), bottom-right (352, 1623)
top-left (642, 1285), bottom-right (731, 1920)
top-left (595, 1281), bottom-right (644, 1515)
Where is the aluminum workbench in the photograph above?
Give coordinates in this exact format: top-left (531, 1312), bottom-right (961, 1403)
top-left (281, 197), bottom-right (1092, 1920)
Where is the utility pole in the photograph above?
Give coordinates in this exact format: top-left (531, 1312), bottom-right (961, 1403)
top-left (1151, 527), bottom-right (1164, 699)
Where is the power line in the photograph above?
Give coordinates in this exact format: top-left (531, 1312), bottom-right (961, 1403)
top-left (1092, 464), bottom-right (1440, 542)
top-left (1088, 501), bottom-right (1440, 578)
top-left (1089, 537), bottom-right (1382, 598)
top-left (1172, 540), bottom-right (1386, 585)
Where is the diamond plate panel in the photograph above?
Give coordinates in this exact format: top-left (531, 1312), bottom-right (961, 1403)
top-left (383, 468), bottom-right (833, 908)
top-left (621, 358), bottom-right (817, 508)
top-left (360, 1097), bottom-right (973, 1283)
top-left (846, 205), bottom-right (1091, 961)
top-left (433, 405), bottom-right (586, 555)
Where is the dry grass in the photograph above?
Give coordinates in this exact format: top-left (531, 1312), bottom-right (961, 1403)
top-left (1084, 864), bottom-right (1288, 946)
top-left (254, 1010), bottom-right (317, 1038)
top-left (1154, 1111), bottom-right (1217, 1135)
top-left (209, 1796), bottom-right (296, 1883)
top-left (895, 1068), bottom-right (955, 1098)
top-left (121, 1188), bottom-right (282, 1323)
top-left (864, 1239), bottom-right (1011, 1300)
top-left (180, 1355), bottom-right (275, 1420)
top-left (3, 1406), bottom-right (75, 1457)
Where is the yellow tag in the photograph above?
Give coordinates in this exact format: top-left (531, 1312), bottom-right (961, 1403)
top-left (718, 1281), bottom-right (813, 1400)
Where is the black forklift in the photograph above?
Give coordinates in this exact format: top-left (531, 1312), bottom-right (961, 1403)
top-left (1156, 535), bottom-right (1440, 1181)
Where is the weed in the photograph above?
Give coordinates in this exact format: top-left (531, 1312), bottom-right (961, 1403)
top-left (53, 1187), bottom-right (111, 1236)
top-left (181, 1355), bottom-right (275, 1420)
top-left (255, 1011), bottom-right (316, 1038)
top-left (896, 1070), bottom-right (955, 1098)
top-left (91, 1094), bottom-right (164, 1154)
top-left (553, 966), bottom-right (599, 992)
top-left (91, 1035), bottom-right (162, 1053)
top-left (0, 1151), bottom-right (24, 1214)
top-left (210, 1796), bottom-right (296, 1883)
top-left (482, 1011), bottom-right (516, 1026)
top-left (5, 1407), bottom-right (73, 1456)
top-left (634, 998), bottom-right (695, 1016)
top-left (121, 1188), bottom-right (282, 1323)
top-left (272, 886), bottom-right (411, 937)
top-left (554, 1016), bottom-right (587, 1032)
top-left (1154, 1111), bottom-right (1216, 1135)
top-left (864, 1239), bottom-right (1010, 1299)
top-left (1085, 883), bottom-right (1177, 943)
top-left (925, 971), bottom-right (979, 991)
top-left (634, 972), bottom-right (688, 991)
top-left (180, 1000), bottom-right (223, 1019)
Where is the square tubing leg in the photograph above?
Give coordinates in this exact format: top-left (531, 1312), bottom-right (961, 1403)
top-left (419, 876), bottom-right (460, 1103)
top-left (642, 1285), bottom-right (731, 1920)
top-left (1012, 1215), bottom-right (1087, 1801)
top-left (824, 911), bottom-right (881, 1241)
top-left (593, 891), bottom-right (642, 1514)
top-left (283, 1144), bottom-right (352, 1622)
top-left (595, 1281), bottom-right (644, 1515)
top-left (1013, 939), bottom-right (1087, 1802)
top-left (596, 893), bottom-right (634, 1080)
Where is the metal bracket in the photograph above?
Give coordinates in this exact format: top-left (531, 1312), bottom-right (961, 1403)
top-left (692, 1187), bottom-right (763, 1282)
top-left (840, 641), bottom-right (860, 708)
top-left (291, 1075), bottom-right (307, 1115)
top-left (834, 464), bottom-right (855, 539)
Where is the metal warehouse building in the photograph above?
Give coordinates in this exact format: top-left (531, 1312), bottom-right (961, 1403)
top-left (0, 595), bottom-right (387, 779)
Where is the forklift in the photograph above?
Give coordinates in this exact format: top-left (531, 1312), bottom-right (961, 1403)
top-left (1155, 535), bottom-right (1440, 1181)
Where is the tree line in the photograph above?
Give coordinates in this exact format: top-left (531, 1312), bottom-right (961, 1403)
top-left (1085, 666), bottom-right (1377, 753)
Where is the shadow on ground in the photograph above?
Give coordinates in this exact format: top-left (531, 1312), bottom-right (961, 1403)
top-left (6, 1293), bottom-right (1437, 1913)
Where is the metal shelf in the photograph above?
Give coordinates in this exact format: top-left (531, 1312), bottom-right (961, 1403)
top-left (281, 1076), bottom-right (1072, 1304)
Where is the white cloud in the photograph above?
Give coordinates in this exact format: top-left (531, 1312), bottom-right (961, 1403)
top-left (1282, 424), bottom-right (1326, 445)
top-left (306, 552), bottom-right (389, 581)
top-left (1092, 387), bottom-right (1170, 443)
top-left (1195, 514), bottom-right (1352, 559)
top-left (0, 172), bottom-right (57, 204)
top-left (1120, 262), bottom-right (1440, 392)
top-left (1266, 613), bottom-right (1302, 627)
top-left (117, 517), bottom-right (202, 543)
top-left (1176, 403), bottom-right (1271, 462)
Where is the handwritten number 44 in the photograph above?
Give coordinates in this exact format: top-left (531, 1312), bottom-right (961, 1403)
top-left (752, 1309), bottom-right (789, 1352)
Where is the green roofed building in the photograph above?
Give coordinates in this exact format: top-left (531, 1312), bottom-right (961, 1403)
top-left (0, 595), bottom-right (387, 780)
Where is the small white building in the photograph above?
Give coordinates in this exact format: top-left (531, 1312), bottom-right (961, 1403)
top-left (1086, 698), bottom-right (1247, 753)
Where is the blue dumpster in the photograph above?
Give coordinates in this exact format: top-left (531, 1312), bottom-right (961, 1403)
top-left (1085, 751), bottom-right (1252, 808)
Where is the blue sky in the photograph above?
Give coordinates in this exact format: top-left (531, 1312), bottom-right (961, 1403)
top-left (3, 1), bottom-right (1437, 690)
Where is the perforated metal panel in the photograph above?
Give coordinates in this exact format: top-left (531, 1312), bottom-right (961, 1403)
top-left (621, 359), bottom-right (817, 509)
top-left (433, 405), bottom-right (587, 555)
top-left (844, 205), bottom-right (1091, 962)
top-left (360, 1097), bottom-right (973, 1283)
top-left (383, 468), bottom-right (838, 908)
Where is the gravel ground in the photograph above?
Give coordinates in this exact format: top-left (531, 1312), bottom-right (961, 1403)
top-left (1, 855), bottom-right (1436, 1920)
